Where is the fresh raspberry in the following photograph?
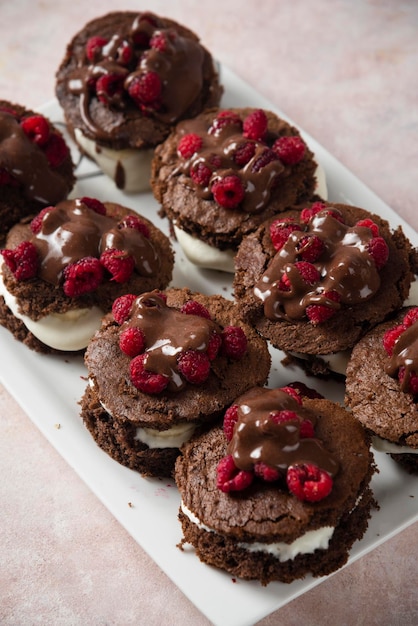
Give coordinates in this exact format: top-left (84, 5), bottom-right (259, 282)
top-left (221, 326), bottom-right (248, 360)
top-left (223, 404), bottom-right (239, 441)
top-left (299, 419), bottom-right (315, 438)
top-left (62, 256), bottom-right (104, 297)
top-left (286, 381), bottom-right (323, 400)
top-left (402, 308), bottom-right (418, 328)
top-left (0, 168), bottom-right (18, 186)
top-left (117, 42), bottom-right (133, 66)
top-left (280, 385), bottom-right (303, 405)
top-left (254, 462), bottom-right (280, 482)
top-left (356, 218), bottom-right (380, 237)
top-left (118, 214), bottom-right (150, 237)
top-left (382, 324), bottom-right (404, 355)
top-left (112, 294), bottom-right (137, 324)
top-left (43, 133), bottom-right (69, 168)
top-left (209, 110), bottom-right (242, 135)
top-left (251, 148), bottom-right (279, 173)
top-left (286, 463), bottom-right (333, 502)
top-left (149, 30), bottom-right (176, 53)
top-left (296, 235), bottom-right (325, 262)
top-left (20, 115), bottom-right (50, 146)
top-left (306, 289), bottom-right (341, 325)
top-left (80, 196), bottom-right (106, 215)
top-left (399, 368), bottom-right (418, 395)
top-left (280, 261), bottom-right (320, 291)
top-left (272, 135), bottom-right (306, 165)
top-left (132, 12), bottom-right (159, 46)
top-left (96, 73), bottom-right (125, 105)
top-left (128, 71), bottom-right (162, 105)
top-left (30, 206), bottom-right (54, 234)
top-left (129, 353), bottom-right (169, 394)
top-left (269, 218), bottom-right (301, 252)
top-left (366, 236), bottom-right (389, 269)
top-left (119, 327), bottom-right (146, 357)
top-left (269, 409), bottom-right (300, 425)
top-left (100, 248), bottom-right (135, 283)
top-left (1, 241), bottom-right (39, 281)
top-left (300, 202), bottom-right (344, 225)
top-left (233, 141), bottom-right (256, 166)
top-left (177, 350), bottom-right (211, 385)
top-left (211, 174), bottom-right (245, 209)
top-left (177, 133), bottom-right (203, 158)
top-left (207, 331), bottom-right (222, 360)
top-left (85, 36), bottom-right (108, 62)
top-left (180, 300), bottom-right (211, 319)
top-left (243, 109), bottom-right (268, 141)
top-left (216, 454), bottom-right (253, 493)
top-left (190, 162), bottom-right (212, 187)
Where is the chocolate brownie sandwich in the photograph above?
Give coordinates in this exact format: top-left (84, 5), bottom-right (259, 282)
top-left (0, 100), bottom-right (75, 239)
top-left (80, 288), bottom-right (271, 478)
top-left (55, 11), bottom-right (222, 192)
top-left (345, 306), bottom-right (418, 474)
top-left (175, 385), bottom-right (376, 584)
top-left (0, 197), bottom-right (173, 353)
top-left (151, 107), bottom-right (320, 272)
top-left (233, 201), bottom-right (416, 376)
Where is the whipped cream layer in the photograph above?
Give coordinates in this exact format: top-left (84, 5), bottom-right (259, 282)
top-left (74, 129), bottom-right (153, 192)
top-left (0, 264), bottom-right (103, 350)
top-left (180, 501), bottom-right (335, 562)
top-left (174, 163), bottom-right (328, 273)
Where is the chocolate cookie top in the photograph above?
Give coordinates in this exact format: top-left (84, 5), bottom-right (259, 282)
top-left (345, 306), bottom-right (418, 448)
top-left (175, 391), bottom-right (374, 544)
top-left (151, 107), bottom-right (318, 251)
top-left (55, 11), bottom-right (222, 150)
top-left (233, 201), bottom-right (415, 354)
top-left (1, 198), bottom-right (174, 318)
top-left (0, 100), bottom-right (75, 238)
top-left (84, 288), bottom-right (271, 429)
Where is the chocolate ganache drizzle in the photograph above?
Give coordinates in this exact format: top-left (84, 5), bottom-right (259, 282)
top-left (255, 208), bottom-right (382, 322)
top-left (124, 292), bottom-right (221, 391)
top-left (385, 320), bottom-right (418, 392)
top-left (31, 199), bottom-right (159, 285)
top-left (0, 111), bottom-right (69, 204)
top-left (227, 387), bottom-right (339, 476)
top-left (67, 12), bottom-right (208, 140)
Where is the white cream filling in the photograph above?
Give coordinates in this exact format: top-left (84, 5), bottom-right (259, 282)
top-left (180, 501), bottom-right (335, 562)
top-left (173, 163), bottom-right (328, 273)
top-left (0, 264), bottom-right (103, 350)
top-left (371, 436), bottom-right (418, 455)
top-left (74, 128), bottom-right (153, 192)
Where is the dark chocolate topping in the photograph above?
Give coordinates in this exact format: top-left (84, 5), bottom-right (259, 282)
top-left (0, 112), bottom-right (69, 204)
top-left (386, 320), bottom-right (418, 391)
top-left (255, 209), bottom-right (381, 321)
top-left (227, 387), bottom-right (339, 476)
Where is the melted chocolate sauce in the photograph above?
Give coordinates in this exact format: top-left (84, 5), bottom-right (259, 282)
top-left (386, 320), bottom-right (418, 391)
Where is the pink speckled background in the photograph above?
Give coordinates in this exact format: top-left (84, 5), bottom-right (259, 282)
top-left (1, 1), bottom-right (417, 625)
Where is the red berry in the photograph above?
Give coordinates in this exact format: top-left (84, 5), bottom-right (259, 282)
top-left (20, 115), bottom-right (50, 146)
top-left (80, 197), bottom-right (106, 215)
top-left (85, 36), bottom-right (108, 62)
top-left (30, 206), bottom-right (54, 234)
top-left (129, 353), bottom-right (169, 394)
top-left (211, 174), bottom-right (245, 209)
top-left (128, 71), bottom-right (162, 105)
top-left (209, 110), bottom-right (242, 135)
top-left (117, 41), bottom-right (133, 66)
top-left (366, 236), bottom-right (389, 269)
top-left (254, 462), bottom-right (280, 482)
top-left (251, 148), bottom-right (279, 173)
top-left (233, 141), bottom-right (256, 166)
top-left (286, 463), bottom-right (333, 502)
top-left (281, 261), bottom-right (320, 290)
top-left (356, 218), bottom-right (380, 237)
top-left (216, 454), bottom-right (253, 493)
top-left (382, 324), bottom-right (404, 356)
top-left (118, 214), bottom-right (150, 237)
top-left (296, 235), bottom-right (325, 262)
top-left (243, 109), bottom-right (268, 141)
top-left (285, 381), bottom-right (323, 400)
top-left (149, 30), bottom-right (175, 53)
top-left (1, 241), bottom-right (39, 281)
top-left (207, 331), bottom-right (222, 360)
top-left (177, 133), bottom-right (203, 158)
top-left (100, 248), bottom-right (135, 283)
top-left (180, 300), bottom-right (211, 319)
top-left (223, 404), bottom-right (239, 441)
top-left (269, 409), bottom-right (299, 425)
top-left (299, 419), bottom-right (315, 438)
top-left (403, 308), bottom-right (418, 328)
top-left (62, 256), bottom-right (104, 297)
top-left (269, 218), bottom-right (301, 252)
top-left (300, 202), bottom-right (344, 225)
top-left (273, 135), bottom-right (306, 165)
top-left (280, 385), bottom-right (303, 405)
top-left (112, 294), bottom-right (137, 324)
top-left (96, 73), bottom-right (125, 105)
top-left (399, 368), bottom-right (418, 395)
top-left (221, 326), bottom-right (248, 360)
top-left (119, 327), bottom-right (146, 357)
top-left (43, 133), bottom-right (69, 168)
top-left (306, 290), bottom-right (341, 325)
top-left (190, 161), bottom-right (212, 186)
top-left (177, 350), bottom-right (211, 385)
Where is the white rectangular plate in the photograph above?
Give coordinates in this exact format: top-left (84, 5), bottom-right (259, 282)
top-left (1, 66), bottom-right (417, 626)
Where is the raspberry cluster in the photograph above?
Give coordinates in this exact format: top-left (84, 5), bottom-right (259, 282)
top-left (267, 202), bottom-right (389, 324)
top-left (176, 108), bottom-right (307, 211)
top-left (112, 293), bottom-right (248, 395)
top-left (383, 307), bottom-right (418, 395)
top-left (0, 200), bottom-right (152, 297)
top-left (0, 107), bottom-right (69, 186)
top-left (217, 386), bottom-right (334, 502)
